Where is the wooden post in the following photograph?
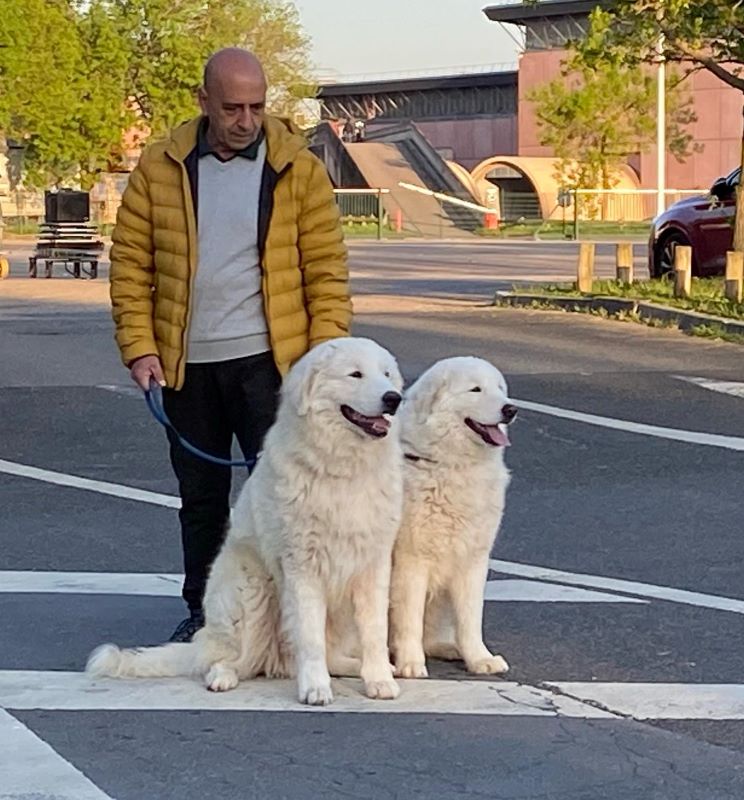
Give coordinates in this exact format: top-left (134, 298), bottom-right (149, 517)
top-left (615, 242), bottom-right (634, 285)
top-left (725, 251), bottom-right (744, 303)
top-left (576, 242), bottom-right (595, 293)
top-left (674, 245), bottom-right (692, 298)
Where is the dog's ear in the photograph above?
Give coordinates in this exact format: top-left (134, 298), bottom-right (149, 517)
top-left (408, 372), bottom-right (446, 423)
top-left (283, 343), bottom-right (336, 416)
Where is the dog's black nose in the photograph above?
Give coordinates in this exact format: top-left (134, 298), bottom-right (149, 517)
top-left (382, 391), bottom-right (402, 415)
top-left (502, 403), bottom-right (518, 423)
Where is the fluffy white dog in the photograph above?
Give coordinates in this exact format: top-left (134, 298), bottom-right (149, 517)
top-left (389, 356), bottom-right (517, 678)
top-left (88, 337), bottom-right (405, 706)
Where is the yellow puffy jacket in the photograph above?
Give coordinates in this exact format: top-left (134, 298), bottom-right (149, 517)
top-left (109, 114), bottom-right (351, 389)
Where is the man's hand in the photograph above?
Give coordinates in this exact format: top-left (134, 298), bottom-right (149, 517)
top-left (130, 355), bottom-right (166, 391)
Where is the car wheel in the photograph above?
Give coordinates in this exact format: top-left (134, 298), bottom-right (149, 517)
top-left (654, 231), bottom-right (689, 279)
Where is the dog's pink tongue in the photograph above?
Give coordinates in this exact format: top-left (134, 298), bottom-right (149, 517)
top-left (370, 416), bottom-right (390, 434)
top-left (485, 424), bottom-right (510, 447)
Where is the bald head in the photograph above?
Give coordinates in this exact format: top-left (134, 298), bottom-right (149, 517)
top-left (203, 48), bottom-right (266, 93)
top-left (198, 48), bottom-right (267, 159)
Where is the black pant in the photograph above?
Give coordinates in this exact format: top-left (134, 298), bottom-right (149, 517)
top-left (162, 351), bottom-right (281, 612)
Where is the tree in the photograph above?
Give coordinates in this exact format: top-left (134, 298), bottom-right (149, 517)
top-left (529, 60), bottom-right (697, 200)
top-left (568, 0), bottom-right (744, 249)
top-left (0, 0), bottom-right (314, 188)
top-left (0, 1), bottom-right (95, 188)
top-left (93, 0), bottom-right (315, 138)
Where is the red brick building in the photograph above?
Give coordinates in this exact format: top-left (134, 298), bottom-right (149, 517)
top-left (485, 0), bottom-right (743, 191)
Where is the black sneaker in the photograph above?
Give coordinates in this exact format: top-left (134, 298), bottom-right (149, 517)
top-left (169, 609), bottom-right (205, 643)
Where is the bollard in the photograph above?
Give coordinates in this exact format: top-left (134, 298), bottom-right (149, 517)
top-left (0, 255), bottom-right (8, 280)
top-left (673, 245), bottom-right (692, 298)
top-left (484, 212), bottom-right (499, 230)
top-left (576, 242), bottom-right (595, 293)
top-left (395, 208), bottom-right (403, 233)
top-left (725, 251), bottom-right (744, 303)
top-left (615, 242), bottom-right (634, 285)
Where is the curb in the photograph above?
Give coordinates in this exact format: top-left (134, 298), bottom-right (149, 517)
top-left (493, 291), bottom-right (744, 338)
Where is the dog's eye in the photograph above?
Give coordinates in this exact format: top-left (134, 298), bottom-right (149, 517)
top-left (384, 371), bottom-right (390, 378)
top-left (470, 386), bottom-right (482, 393)
top-left (349, 371), bottom-right (363, 379)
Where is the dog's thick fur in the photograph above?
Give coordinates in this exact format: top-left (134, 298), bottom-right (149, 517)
top-left (88, 337), bottom-right (405, 706)
top-left (389, 357), bottom-right (515, 678)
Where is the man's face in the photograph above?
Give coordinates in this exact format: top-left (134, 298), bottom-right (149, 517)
top-left (198, 71), bottom-right (266, 154)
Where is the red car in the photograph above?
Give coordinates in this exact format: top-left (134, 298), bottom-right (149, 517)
top-left (649, 167), bottom-right (740, 277)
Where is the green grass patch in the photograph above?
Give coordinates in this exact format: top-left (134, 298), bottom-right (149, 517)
top-left (342, 222), bottom-right (413, 239)
top-left (519, 278), bottom-right (744, 321)
top-left (2, 220), bottom-right (42, 235)
top-left (477, 219), bottom-right (651, 240)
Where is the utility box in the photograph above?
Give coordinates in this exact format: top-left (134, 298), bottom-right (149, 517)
top-left (44, 190), bottom-right (90, 223)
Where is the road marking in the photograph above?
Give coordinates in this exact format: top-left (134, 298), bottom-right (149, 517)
top-left (0, 671), bottom-right (612, 718)
top-left (0, 458), bottom-right (179, 509)
top-left (0, 571), bottom-right (645, 605)
top-left (485, 579), bottom-right (645, 604)
top-left (674, 375), bottom-right (744, 399)
top-left (0, 571), bottom-right (182, 596)
top-left (96, 383), bottom-right (142, 398)
top-left (546, 683), bottom-right (744, 721)
top-left (4, 388), bottom-right (744, 508)
top-left (5, 671), bottom-right (744, 721)
top-left (514, 398), bottom-right (744, 452)
top-left (491, 559), bottom-right (744, 616)
top-left (0, 708), bottom-right (114, 799)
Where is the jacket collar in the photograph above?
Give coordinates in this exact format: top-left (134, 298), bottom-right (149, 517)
top-left (196, 117), bottom-right (265, 161)
top-left (165, 114), bottom-right (306, 172)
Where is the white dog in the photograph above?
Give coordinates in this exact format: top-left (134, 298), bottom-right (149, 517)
top-left (389, 357), bottom-right (517, 678)
top-left (88, 337), bottom-right (405, 706)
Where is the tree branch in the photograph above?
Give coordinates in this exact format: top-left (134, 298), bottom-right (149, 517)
top-left (661, 31), bottom-right (744, 92)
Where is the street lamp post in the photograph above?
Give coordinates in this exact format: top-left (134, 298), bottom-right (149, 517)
top-left (656, 27), bottom-right (666, 218)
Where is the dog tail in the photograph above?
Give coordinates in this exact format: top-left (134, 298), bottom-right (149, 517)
top-left (86, 641), bottom-right (200, 679)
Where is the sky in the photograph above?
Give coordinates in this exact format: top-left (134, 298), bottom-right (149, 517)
top-left (292, 0), bottom-right (522, 81)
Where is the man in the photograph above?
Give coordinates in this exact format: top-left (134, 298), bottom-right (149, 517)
top-left (109, 48), bottom-right (351, 642)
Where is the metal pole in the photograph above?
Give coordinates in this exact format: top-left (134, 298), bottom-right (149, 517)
top-left (376, 188), bottom-right (383, 241)
top-left (656, 25), bottom-right (666, 218)
top-left (573, 189), bottom-right (579, 241)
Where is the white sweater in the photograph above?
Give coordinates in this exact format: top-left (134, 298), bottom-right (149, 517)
top-left (187, 141), bottom-right (270, 363)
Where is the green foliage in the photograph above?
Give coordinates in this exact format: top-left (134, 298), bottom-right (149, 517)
top-left (575, 1), bottom-right (744, 92)
top-left (570, 0), bottom-right (744, 248)
top-left (529, 61), bottom-right (697, 191)
top-left (0, 0), bottom-right (314, 188)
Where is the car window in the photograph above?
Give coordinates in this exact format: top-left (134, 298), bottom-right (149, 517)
top-left (726, 168), bottom-right (741, 187)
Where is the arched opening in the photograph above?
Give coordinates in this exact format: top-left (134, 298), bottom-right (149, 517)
top-left (469, 156), bottom-right (643, 221)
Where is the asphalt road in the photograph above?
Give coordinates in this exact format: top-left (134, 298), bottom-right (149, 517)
top-left (2, 239), bottom-right (744, 800)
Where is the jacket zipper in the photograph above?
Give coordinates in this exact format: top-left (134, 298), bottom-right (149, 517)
top-left (176, 159), bottom-right (199, 390)
top-left (259, 162), bottom-right (292, 362)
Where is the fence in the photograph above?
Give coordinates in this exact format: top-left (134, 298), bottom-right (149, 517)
top-left (333, 189), bottom-right (390, 239)
top-left (569, 188), bottom-right (702, 239)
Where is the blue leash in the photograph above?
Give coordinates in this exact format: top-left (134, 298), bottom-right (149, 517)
top-left (144, 380), bottom-right (258, 470)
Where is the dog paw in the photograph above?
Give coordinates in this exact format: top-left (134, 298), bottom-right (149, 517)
top-left (299, 684), bottom-right (334, 706)
top-left (394, 661), bottom-right (428, 679)
top-left (467, 654), bottom-right (509, 675)
top-left (365, 678), bottom-right (400, 700)
top-left (205, 665), bottom-right (239, 692)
